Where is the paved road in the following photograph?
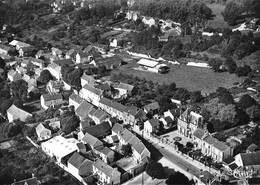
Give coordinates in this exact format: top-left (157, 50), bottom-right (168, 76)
top-left (153, 143), bottom-right (201, 175)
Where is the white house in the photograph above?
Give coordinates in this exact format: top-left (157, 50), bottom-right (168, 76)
top-left (144, 119), bottom-right (160, 136)
top-left (76, 52), bottom-right (89, 64)
top-left (7, 70), bottom-right (22, 82)
top-left (116, 82), bottom-right (134, 97)
top-left (46, 80), bottom-right (63, 94)
top-left (47, 63), bottom-right (62, 80)
top-left (142, 16), bottom-right (156, 27)
top-left (51, 47), bottom-right (63, 57)
top-left (79, 84), bottom-right (103, 107)
top-left (41, 94), bottom-right (63, 109)
top-left (7, 104), bottom-right (32, 123)
top-left (35, 123), bottom-right (52, 141)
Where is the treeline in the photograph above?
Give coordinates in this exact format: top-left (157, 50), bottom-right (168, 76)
top-left (131, 0), bottom-right (213, 24)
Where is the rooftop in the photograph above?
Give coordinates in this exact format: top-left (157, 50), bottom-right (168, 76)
top-left (75, 101), bottom-right (93, 118)
top-left (42, 94), bottom-right (62, 101)
top-left (82, 84), bottom-right (102, 96)
top-left (137, 58), bottom-right (159, 68)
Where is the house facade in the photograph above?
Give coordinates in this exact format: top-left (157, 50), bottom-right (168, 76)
top-left (41, 94), bottom-right (63, 109)
top-left (178, 109), bottom-right (203, 138)
top-left (93, 159), bottom-right (121, 185)
top-left (69, 93), bottom-right (84, 109)
top-left (36, 123), bottom-right (52, 141)
top-left (98, 98), bottom-right (126, 120)
top-left (144, 119), bottom-right (160, 136)
top-left (7, 104), bottom-right (32, 123)
top-left (81, 73), bottom-right (95, 87)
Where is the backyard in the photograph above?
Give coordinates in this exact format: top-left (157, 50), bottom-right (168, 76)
top-left (113, 64), bottom-right (243, 95)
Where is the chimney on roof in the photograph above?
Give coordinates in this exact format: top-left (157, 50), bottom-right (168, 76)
top-left (32, 173), bottom-right (35, 178)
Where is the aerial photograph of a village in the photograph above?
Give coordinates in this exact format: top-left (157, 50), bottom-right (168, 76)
top-left (0, 0), bottom-right (260, 184)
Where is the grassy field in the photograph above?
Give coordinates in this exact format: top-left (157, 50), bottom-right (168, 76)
top-left (207, 3), bottom-right (228, 29)
top-left (113, 64), bottom-right (243, 95)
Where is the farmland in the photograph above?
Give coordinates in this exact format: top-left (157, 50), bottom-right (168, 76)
top-left (112, 63), bottom-right (243, 95)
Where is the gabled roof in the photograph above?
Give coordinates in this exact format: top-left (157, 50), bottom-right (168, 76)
top-left (7, 104), bottom-right (32, 122)
top-left (81, 74), bottom-right (95, 85)
top-left (48, 62), bottom-right (61, 72)
top-left (100, 146), bottom-right (114, 156)
top-left (51, 47), bottom-right (62, 54)
top-left (147, 119), bottom-right (160, 127)
top-left (69, 93), bottom-right (83, 105)
top-left (99, 98), bottom-right (126, 112)
top-left (247, 143), bottom-right (258, 152)
top-left (76, 142), bottom-right (86, 150)
top-left (93, 159), bottom-right (117, 177)
top-left (80, 119), bottom-right (91, 129)
top-left (194, 171), bottom-right (214, 185)
top-left (53, 59), bottom-right (73, 66)
top-left (88, 107), bottom-right (97, 117)
top-left (95, 83), bottom-right (110, 91)
top-left (28, 57), bottom-right (44, 64)
top-left (93, 109), bottom-right (108, 120)
top-left (12, 177), bottom-right (39, 185)
top-left (164, 116), bottom-right (173, 123)
top-left (118, 82), bottom-right (134, 91)
top-left (82, 132), bottom-right (103, 148)
top-left (82, 84), bottom-right (102, 96)
top-left (68, 152), bottom-right (86, 169)
top-left (84, 121), bottom-right (111, 138)
top-left (66, 49), bottom-right (76, 56)
top-left (75, 101), bottom-right (93, 118)
top-left (77, 52), bottom-right (89, 58)
top-left (42, 94), bottom-right (62, 101)
top-left (0, 43), bottom-right (11, 51)
top-left (36, 123), bottom-right (51, 136)
top-left (229, 163), bottom-right (238, 170)
top-left (112, 123), bottom-right (124, 134)
top-left (203, 135), bottom-right (229, 151)
top-left (193, 128), bottom-right (205, 139)
top-left (144, 102), bottom-right (160, 111)
top-left (239, 151), bottom-right (260, 166)
top-left (9, 40), bottom-right (31, 48)
top-left (121, 129), bottom-right (133, 143)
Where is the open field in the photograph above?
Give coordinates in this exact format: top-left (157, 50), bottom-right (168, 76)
top-left (207, 3), bottom-right (228, 29)
top-left (113, 64), bottom-right (243, 95)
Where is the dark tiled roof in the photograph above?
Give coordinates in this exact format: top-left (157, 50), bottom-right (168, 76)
top-left (53, 59), bottom-right (73, 66)
top-left (68, 152), bottom-right (86, 169)
top-left (85, 121), bottom-right (111, 138)
top-left (129, 136), bottom-right (145, 155)
top-left (93, 109), bottom-right (108, 120)
top-left (164, 116), bottom-right (173, 123)
top-left (124, 105), bottom-right (139, 116)
top-left (246, 143), bottom-right (258, 152)
top-left (81, 74), bottom-right (95, 85)
top-left (42, 93), bottom-right (62, 101)
top-left (240, 151), bottom-right (260, 166)
top-left (88, 108), bottom-right (97, 117)
top-left (229, 163), bottom-right (238, 170)
top-left (95, 83), bottom-right (110, 91)
top-left (66, 49), bottom-right (76, 56)
top-left (80, 119), bottom-right (90, 129)
top-left (83, 84), bottom-right (102, 96)
top-left (82, 132), bottom-right (103, 148)
top-left (99, 98), bottom-right (126, 112)
top-left (76, 142), bottom-right (86, 150)
top-left (93, 159), bottom-right (114, 177)
top-left (223, 156), bottom-right (235, 165)
top-left (0, 44), bottom-right (11, 51)
top-left (203, 135), bottom-right (229, 151)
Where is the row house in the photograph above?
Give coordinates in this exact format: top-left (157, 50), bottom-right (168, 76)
top-left (29, 57), bottom-right (45, 69)
top-left (76, 52), bottom-right (89, 64)
top-left (79, 84), bottom-right (103, 107)
top-left (115, 82), bottom-right (135, 97)
top-left (81, 73), bottom-right (95, 87)
top-left (68, 152), bottom-right (93, 178)
top-left (125, 10), bottom-right (140, 21)
top-left (51, 47), bottom-right (63, 57)
top-left (19, 46), bottom-right (35, 57)
top-left (117, 128), bottom-right (151, 163)
top-left (123, 105), bottom-right (146, 126)
top-left (92, 109), bottom-right (110, 125)
top-left (75, 100), bottom-right (93, 120)
top-left (69, 93), bottom-right (84, 109)
top-left (7, 70), bottom-right (22, 82)
top-left (81, 132), bottom-right (103, 150)
top-left (193, 128), bottom-right (233, 162)
top-left (144, 119), bottom-right (160, 136)
top-left (0, 44), bottom-right (11, 55)
top-left (9, 40), bottom-right (31, 50)
top-left (98, 97), bottom-right (126, 120)
top-left (93, 159), bottom-right (121, 185)
top-left (177, 108), bottom-right (203, 138)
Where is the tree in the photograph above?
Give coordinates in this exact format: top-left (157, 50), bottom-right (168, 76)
top-left (166, 171), bottom-right (190, 185)
top-left (168, 82), bottom-right (176, 92)
top-left (13, 99), bottom-right (23, 108)
top-left (238, 94), bottom-right (256, 109)
top-left (222, 2), bottom-right (241, 25)
top-left (10, 79), bottom-right (28, 101)
top-left (146, 161), bottom-right (164, 179)
top-left (246, 105), bottom-right (260, 121)
top-left (208, 58), bottom-right (223, 72)
top-left (121, 144), bottom-right (132, 156)
top-left (0, 57), bottom-right (5, 69)
top-left (223, 57), bottom-right (237, 74)
top-left (61, 114), bottom-right (80, 134)
top-left (1, 99), bottom-right (14, 114)
top-left (190, 91), bottom-right (203, 103)
top-left (235, 65), bottom-right (252, 77)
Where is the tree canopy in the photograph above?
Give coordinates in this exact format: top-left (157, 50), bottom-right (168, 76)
top-left (222, 1), bottom-right (241, 25)
top-left (146, 161), bottom-right (164, 179)
top-left (166, 171), bottom-right (191, 185)
top-left (10, 79), bottom-right (28, 101)
top-left (38, 70), bottom-right (53, 84)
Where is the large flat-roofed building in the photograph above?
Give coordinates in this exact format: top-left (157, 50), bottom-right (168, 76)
top-left (41, 136), bottom-right (79, 164)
